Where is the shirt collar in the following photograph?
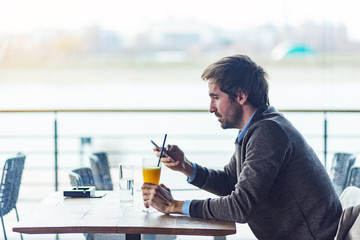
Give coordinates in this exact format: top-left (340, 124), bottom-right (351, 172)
top-left (237, 110), bottom-right (257, 142)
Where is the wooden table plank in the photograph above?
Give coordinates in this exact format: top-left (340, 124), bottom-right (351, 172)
top-left (13, 191), bottom-right (236, 237)
top-left (76, 193), bottom-right (126, 233)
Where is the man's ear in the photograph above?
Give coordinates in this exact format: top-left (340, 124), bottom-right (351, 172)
top-left (237, 91), bottom-right (248, 105)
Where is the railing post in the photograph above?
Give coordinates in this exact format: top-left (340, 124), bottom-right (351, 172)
top-left (323, 111), bottom-right (328, 169)
top-left (54, 111), bottom-right (58, 191)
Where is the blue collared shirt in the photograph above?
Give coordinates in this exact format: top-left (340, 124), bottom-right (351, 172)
top-left (236, 110), bottom-right (256, 143)
top-left (181, 111), bottom-right (257, 216)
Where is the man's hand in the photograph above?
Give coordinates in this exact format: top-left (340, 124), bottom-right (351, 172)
top-left (154, 144), bottom-right (193, 178)
top-left (141, 182), bottom-right (183, 214)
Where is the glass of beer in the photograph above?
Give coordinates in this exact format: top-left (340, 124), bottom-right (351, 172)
top-left (142, 157), bottom-right (161, 212)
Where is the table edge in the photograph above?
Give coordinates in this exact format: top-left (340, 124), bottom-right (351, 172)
top-left (13, 226), bottom-right (236, 236)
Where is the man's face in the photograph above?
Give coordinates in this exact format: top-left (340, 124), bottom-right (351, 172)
top-left (208, 79), bottom-right (243, 129)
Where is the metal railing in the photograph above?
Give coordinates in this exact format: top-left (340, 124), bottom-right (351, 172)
top-left (1, 108), bottom-right (360, 191)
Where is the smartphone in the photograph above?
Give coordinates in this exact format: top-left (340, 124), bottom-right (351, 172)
top-left (150, 140), bottom-right (174, 162)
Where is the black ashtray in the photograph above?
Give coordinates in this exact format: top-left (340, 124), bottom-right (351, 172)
top-left (63, 186), bottom-right (96, 198)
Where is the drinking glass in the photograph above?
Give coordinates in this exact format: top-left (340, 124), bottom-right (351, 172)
top-left (142, 157), bottom-right (161, 212)
top-left (119, 164), bottom-right (134, 207)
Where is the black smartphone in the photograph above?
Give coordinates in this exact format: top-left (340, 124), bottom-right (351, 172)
top-left (150, 140), bottom-right (174, 162)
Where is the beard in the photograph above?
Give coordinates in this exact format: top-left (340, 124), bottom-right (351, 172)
top-left (215, 102), bottom-right (243, 129)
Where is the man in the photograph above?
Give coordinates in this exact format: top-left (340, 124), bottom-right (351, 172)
top-left (142, 55), bottom-right (342, 240)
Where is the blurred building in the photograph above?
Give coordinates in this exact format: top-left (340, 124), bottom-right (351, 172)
top-left (1, 20), bottom-right (359, 64)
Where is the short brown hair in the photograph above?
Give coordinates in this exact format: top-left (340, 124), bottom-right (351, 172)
top-left (201, 55), bottom-right (269, 108)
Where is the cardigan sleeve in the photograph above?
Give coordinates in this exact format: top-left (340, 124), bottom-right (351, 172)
top-left (189, 154), bottom-right (238, 197)
top-left (189, 120), bottom-right (290, 222)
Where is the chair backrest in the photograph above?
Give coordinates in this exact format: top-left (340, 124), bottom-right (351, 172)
top-left (69, 167), bottom-right (95, 187)
top-left (90, 152), bottom-right (113, 190)
top-left (0, 154), bottom-right (26, 216)
top-left (347, 166), bottom-right (360, 189)
top-left (330, 153), bottom-right (356, 196)
top-left (69, 171), bottom-right (82, 187)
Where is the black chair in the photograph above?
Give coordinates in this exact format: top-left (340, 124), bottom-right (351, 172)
top-left (69, 167), bottom-right (95, 187)
top-left (0, 154), bottom-right (26, 240)
top-left (330, 152), bottom-right (356, 196)
top-left (90, 152), bottom-right (113, 190)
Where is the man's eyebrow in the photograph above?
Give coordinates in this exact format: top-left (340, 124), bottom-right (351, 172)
top-left (209, 93), bottom-right (217, 97)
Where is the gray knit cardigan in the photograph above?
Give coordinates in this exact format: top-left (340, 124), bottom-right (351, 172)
top-left (189, 106), bottom-right (342, 240)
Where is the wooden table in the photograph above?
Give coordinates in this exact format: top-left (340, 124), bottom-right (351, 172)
top-left (13, 191), bottom-right (236, 240)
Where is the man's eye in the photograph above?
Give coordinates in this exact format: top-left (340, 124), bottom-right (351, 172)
top-left (210, 95), bottom-right (219, 100)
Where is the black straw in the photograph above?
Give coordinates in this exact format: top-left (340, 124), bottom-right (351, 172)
top-left (157, 134), bottom-right (167, 167)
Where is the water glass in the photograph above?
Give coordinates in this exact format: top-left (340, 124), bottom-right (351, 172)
top-left (119, 164), bottom-right (134, 207)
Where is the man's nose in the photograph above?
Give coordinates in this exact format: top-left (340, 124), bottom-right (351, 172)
top-left (209, 102), bottom-right (216, 113)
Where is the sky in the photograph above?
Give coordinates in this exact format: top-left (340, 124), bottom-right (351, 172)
top-left (1, 0), bottom-right (360, 40)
